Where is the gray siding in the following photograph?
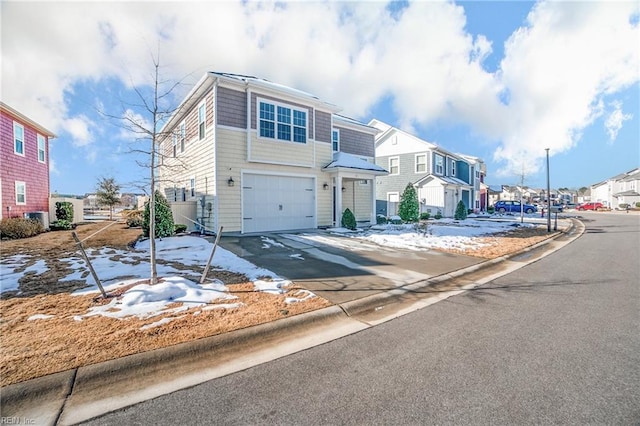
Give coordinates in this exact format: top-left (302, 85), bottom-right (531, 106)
top-left (250, 93), bottom-right (314, 139)
top-left (375, 152), bottom-right (431, 212)
top-left (315, 111), bottom-right (331, 143)
top-left (217, 86), bottom-right (247, 129)
top-left (337, 127), bottom-right (374, 157)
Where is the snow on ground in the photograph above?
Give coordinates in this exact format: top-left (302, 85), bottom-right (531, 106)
top-left (1, 216), bottom-right (544, 326)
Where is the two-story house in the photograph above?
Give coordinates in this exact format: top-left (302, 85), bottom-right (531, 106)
top-left (370, 120), bottom-right (484, 218)
top-left (592, 168), bottom-right (640, 209)
top-left (1, 102), bottom-right (56, 222)
top-left (157, 72), bottom-right (386, 234)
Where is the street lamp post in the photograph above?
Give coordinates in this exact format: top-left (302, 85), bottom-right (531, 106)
top-left (546, 148), bottom-right (551, 232)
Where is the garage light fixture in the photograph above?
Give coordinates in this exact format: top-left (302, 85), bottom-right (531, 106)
top-left (227, 177), bottom-right (235, 187)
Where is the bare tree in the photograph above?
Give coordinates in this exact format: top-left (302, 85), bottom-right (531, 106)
top-left (102, 51), bottom-right (191, 285)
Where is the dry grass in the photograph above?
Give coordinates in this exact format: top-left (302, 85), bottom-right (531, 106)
top-left (0, 221), bottom-right (556, 387)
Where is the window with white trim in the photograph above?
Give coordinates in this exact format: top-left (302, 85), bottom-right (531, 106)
top-left (415, 154), bottom-right (426, 173)
top-left (14, 122), bottom-right (24, 156)
top-left (180, 121), bottom-right (186, 152)
top-left (15, 181), bottom-right (26, 204)
top-left (451, 160), bottom-right (456, 177)
top-left (258, 99), bottom-right (307, 144)
top-left (189, 177), bottom-right (196, 198)
top-left (172, 132), bottom-right (177, 157)
top-left (37, 134), bottom-right (46, 163)
top-left (332, 129), bottom-right (340, 152)
top-left (435, 154), bottom-right (444, 175)
top-left (198, 103), bottom-right (206, 140)
top-left (389, 157), bottom-right (399, 175)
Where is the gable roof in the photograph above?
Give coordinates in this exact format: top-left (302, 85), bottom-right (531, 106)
top-left (414, 174), bottom-right (471, 188)
top-left (0, 102), bottom-right (56, 138)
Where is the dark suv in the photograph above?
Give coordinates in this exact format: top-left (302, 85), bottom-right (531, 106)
top-left (494, 200), bottom-right (537, 214)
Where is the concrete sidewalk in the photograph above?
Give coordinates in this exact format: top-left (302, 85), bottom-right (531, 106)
top-left (0, 219), bottom-right (582, 426)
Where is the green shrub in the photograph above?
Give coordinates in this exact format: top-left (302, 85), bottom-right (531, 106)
top-left (376, 215), bottom-right (388, 225)
top-left (398, 183), bottom-right (419, 223)
top-left (341, 208), bottom-right (357, 230)
top-left (50, 220), bottom-right (75, 231)
top-left (636, 202), bottom-right (640, 208)
top-left (174, 224), bottom-right (188, 233)
top-left (0, 218), bottom-right (44, 239)
top-left (454, 201), bottom-right (468, 220)
top-left (419, 212), bottom-right (430, 220)
top-left (434, 211), bottom-right (443, 220)
top-left (143, 191), bottom-right (175, 238)
top-left (55, 201), bottom-right (74, 222)
top-left (487, 206), bottom-right (495, 214)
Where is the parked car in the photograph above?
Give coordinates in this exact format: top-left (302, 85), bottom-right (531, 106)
top-left (577, 202), bottom-right (604, 211)
top-left (494, 200), bottom-right (538, 214)
top-left (563, 203), bottom-right (577, 210)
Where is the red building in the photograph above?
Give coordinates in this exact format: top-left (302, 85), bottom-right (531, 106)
top-left (1, 102), bottom-right (56, 220)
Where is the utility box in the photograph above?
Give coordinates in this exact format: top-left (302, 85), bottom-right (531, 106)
top-left (25, 211), bottom-right (50, 230)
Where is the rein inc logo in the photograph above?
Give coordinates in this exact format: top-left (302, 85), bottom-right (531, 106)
top-left (1, 418), bottom-right (35, 425)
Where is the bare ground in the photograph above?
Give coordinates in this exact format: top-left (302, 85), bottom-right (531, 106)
top-left (0, 221), bottom-right (556, 386)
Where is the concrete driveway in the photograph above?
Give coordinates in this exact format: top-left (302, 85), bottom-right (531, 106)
top-left (219, 230), bottom-right (483, 305)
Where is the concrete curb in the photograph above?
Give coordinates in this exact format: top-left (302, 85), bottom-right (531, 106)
top-left (1, 218), bottom-right (583, 425)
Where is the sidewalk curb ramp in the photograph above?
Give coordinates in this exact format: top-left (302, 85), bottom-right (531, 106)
top-left (1, 219), bottom-right (583, 425)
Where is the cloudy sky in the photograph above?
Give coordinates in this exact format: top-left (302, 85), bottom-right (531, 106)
top-left (2, 0), bottom-right (639, 194)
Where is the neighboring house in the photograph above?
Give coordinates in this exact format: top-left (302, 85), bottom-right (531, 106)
top-left (370, 120), bottom-right (484, 218)
top-left (0, 102), bottom-right (55, 222)
top-left (592, 168), bottom-right (640, 209)
top-left (613, 168), bottom-right (640, 208)
top-left (157, 72), bottom-right (386, 234)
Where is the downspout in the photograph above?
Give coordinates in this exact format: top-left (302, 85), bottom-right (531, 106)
top-left (213, 80), bottom-right (220, 233)
top-left (246, 82), bottom-right (251, 163)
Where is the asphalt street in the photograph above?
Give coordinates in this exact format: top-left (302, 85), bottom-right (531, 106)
top-left (81, 212), bottom-right (640, 425)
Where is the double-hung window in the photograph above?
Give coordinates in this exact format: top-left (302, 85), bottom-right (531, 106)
top-left (198, 103), bottom-right (206, 140)
top-left (14, 122), bottom-right (24, 156)
top-left (332, 129), bottom-right (340, 152)
top-left (451, 160), bottom-right (456, 177)
top-left (37, 134), bottom-right (46, 163)
top-left (15, 181), bottom-right (26, 204)
top-left (180, 121), bottom-right (186, 152)
top-left (189, 177), bottom-right (196, 198)
top-left (435, 154), bottom-right (444, 175)
top-left (172, 132), bottom-right (178, 157)
top-left (389, 157), bottom-right (399, 175)
top-left (259, 99), bottom-right (307, 144)
top-left (415, 154), bottom-right (426, 173)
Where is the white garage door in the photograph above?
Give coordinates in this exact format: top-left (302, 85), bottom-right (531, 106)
top-left (242, 174), bottom-right (315, 233)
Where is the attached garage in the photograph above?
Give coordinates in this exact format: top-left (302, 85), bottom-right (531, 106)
top-left (242, 173), bottom-right (316, 233)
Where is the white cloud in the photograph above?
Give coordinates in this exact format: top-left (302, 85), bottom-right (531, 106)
top-left (2, 0), bottom-right (638, 181)
top-left (493, 1), bottom-right (639, 175)
top-left (605, 101), bottom-right (633, 142)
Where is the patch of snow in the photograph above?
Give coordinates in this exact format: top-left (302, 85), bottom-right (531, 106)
top-left (253, 279), bottom-right (292, 294)
top-left (289, 254), bottom-right (305, 260)
top-left (285, 289), bottom-right (315, 304)
top-left (27, 314), bottom-right (54, 321)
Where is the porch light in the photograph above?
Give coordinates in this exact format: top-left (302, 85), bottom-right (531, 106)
top-left (342, 187), bottom-right (346, 192)
top-left (227, 177), bottom-right (235, 187)
top-left (323, 183), bottom-right (329, 190)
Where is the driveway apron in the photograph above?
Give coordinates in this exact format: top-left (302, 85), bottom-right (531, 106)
top-left (218, 231), bottom-right (483, 305)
